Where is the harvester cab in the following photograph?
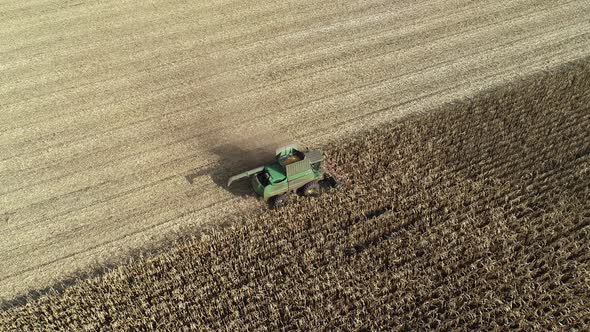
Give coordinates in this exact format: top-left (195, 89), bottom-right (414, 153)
top-left (227, 144), bottom-right (333, 208)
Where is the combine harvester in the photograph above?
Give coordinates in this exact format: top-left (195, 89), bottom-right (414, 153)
top-left (227, 144), bottom-right (340, 208)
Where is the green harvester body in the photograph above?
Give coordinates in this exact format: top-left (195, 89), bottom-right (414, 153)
top-left (227, 144), bottom-right (325, 201)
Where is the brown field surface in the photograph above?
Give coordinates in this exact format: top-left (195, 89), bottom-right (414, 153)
top-left (1, 56), bottom-right (588, 330)
top-left (1, 0), bottom-right (590, 302)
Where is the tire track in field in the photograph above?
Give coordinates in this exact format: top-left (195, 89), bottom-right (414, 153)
top-left (0, 0), bottom-right (396, 111)
top-left (0, 0), bottom-right (507, 140)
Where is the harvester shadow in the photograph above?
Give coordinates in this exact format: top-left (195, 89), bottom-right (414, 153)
top-left (185, 144), bottom-right (276, 198)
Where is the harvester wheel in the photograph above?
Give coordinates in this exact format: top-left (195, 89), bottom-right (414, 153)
top-left (269, 194), bottom-right (288, 209)
top-left (300, 181), bottom-right (320, 197)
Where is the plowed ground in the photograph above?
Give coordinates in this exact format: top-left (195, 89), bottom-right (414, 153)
top-left (2, 57), bottom-right (588, 330)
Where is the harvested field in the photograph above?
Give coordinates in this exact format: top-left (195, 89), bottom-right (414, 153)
top-left (2, 0), bottom-right (590, 302)
top-left (2, 57), bottom-right (588, 330)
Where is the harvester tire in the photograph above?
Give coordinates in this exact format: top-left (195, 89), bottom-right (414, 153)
top-left (269, 194), bottom-right (288, 209)
top-left (300, 181), bottom-right (320, 197)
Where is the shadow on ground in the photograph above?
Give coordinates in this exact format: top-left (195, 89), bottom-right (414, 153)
top-left (184, 144), bottom-right (277, 198)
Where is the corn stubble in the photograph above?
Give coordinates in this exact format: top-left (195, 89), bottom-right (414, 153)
top-left (2, 59), bottom-right (589, 331)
